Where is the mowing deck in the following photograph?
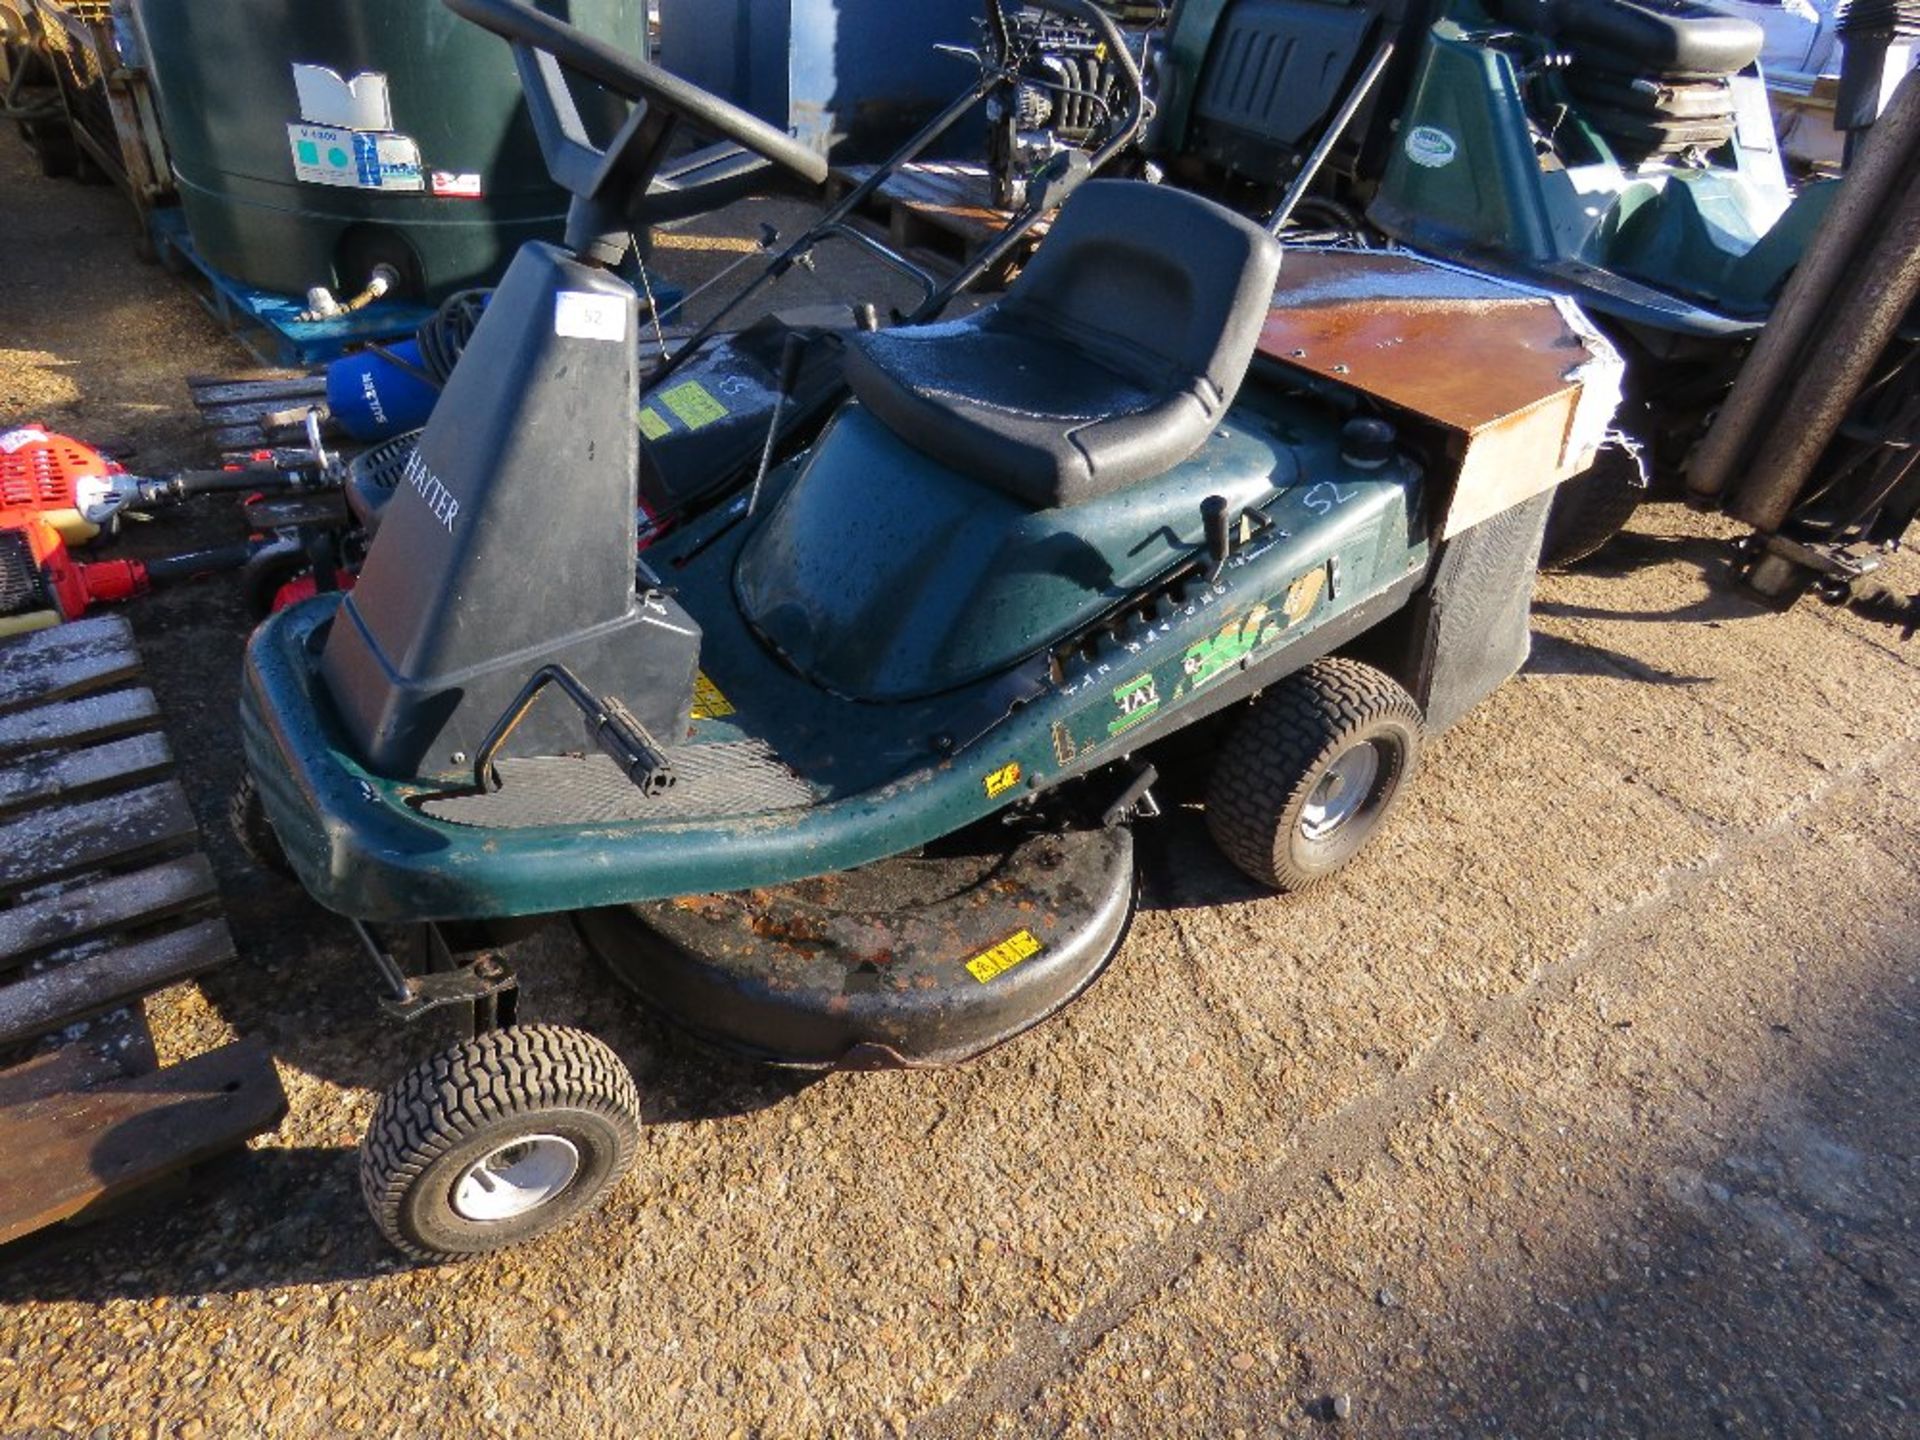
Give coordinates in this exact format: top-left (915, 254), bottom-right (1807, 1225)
top-left (0, 615), bottom-right (285, 1246)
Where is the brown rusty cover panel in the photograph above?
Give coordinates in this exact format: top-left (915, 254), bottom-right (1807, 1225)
top-left (1259, 250), bottom-right (1588, 434)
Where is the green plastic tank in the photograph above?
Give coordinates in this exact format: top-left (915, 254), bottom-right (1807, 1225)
top-left (131, 0), bottom-right (641, 301)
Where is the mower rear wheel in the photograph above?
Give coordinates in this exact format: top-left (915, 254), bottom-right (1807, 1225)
top-left (1541, 446), bottom-right (1643, 569)
top-left (360, 1024), bottom-right (642, 1262)
top-left (1206, 658), bottom-right (1423, 893)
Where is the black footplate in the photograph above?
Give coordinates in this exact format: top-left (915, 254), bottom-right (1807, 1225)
top-left (422, 740), bottom-right (816, 827)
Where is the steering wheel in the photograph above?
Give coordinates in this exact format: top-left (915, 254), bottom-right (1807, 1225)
top-left (444, 0), bottom-right (829, 207)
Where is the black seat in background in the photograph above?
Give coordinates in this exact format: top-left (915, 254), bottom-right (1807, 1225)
top-left (1499, 0), bottom-right (1765, 77)
top-left (843, 181), bottom-right (1283, 510)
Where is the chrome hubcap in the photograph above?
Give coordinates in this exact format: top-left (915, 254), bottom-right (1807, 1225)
top-left (1300, 744), bottom-right (1381, 841)
top-left (451, 1134), bottom-right (580, 1222)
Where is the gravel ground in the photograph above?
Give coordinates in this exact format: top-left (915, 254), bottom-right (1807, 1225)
top-left (0, 135), bottom-right (1915, 1440)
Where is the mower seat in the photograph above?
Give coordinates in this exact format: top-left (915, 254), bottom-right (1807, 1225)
top-left (843, 181), bottom-right (1282, 509)
top-left (1503, 0), bottom-right (1765, 78)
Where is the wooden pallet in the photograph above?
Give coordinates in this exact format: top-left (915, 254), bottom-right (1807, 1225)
top-left (186, 324), bottom-right (697, 463)
top-left (827, 161), bottom-right (1043, 287)
top-left (0, 616), bottom-right (286, 1246)
top-left (187, 371), bottom-right (332, 458)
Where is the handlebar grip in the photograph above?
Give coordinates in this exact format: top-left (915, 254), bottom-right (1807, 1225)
top-left (588, 696), bottom-right (677, 796)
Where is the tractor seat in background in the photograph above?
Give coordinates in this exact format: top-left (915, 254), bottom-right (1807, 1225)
top-left (1497, 0), bottom-right (1766, 155)
top-left (1499, 0), bottom-right (1765, 76)
top-left (843, 181), bottom-right (1282, 510)
top-left (1561, 0), bottom-right (1764, 76)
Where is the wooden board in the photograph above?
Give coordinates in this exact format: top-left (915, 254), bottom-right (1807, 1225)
top-left (0, 686), bottom-right (160, 760)
top-left (0, 1010), bottom-right (156, 1109)
top-left (0, 1038), bottom-right (285, 1245)
top-left (0, 615), bottom-right (141, 717)
top-left (0, 917), bottom-right (235, 1048)
top-left (0, 620), bottom-right (280, 1244)
top-left (0, 779), bottom-right (198, 897)
top-left (828, 161), bottom-right (1044, 284)
top-left (1257, 247), bottom-right (1622, 539)
top-left (0, 731), bottom-right (173, 820)
top-left (0, 854), bottom-right (218, 969)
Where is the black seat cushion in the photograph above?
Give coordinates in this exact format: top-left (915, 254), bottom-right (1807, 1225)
top-left (844, 181), bottom-right (1282, 509)
top-left (1556, 0), bottom-right (1764, 77)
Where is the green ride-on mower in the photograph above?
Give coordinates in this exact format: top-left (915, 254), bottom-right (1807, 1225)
top-left (238, 0), bottom-right (1625, 1260)
top-left (995, 0), bottom-right (1920, 574)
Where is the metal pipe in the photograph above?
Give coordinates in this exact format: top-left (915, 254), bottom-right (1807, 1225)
top-left (1267, 37), bottom-right (1396, 237)
top-left (1687, 69), bottom-right (1920, 502)
top-left (1728, 169), bottom-right (1920, 532)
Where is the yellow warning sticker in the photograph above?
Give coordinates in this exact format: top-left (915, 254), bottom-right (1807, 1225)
top-left (659, 380), bottom-right (729, 431)
top-left (637, 406), bottom-right (670, 441)
top-left (984, 761), bottom-right (1022, 798)
top-left (691, 672), bottom-right (735, 720)
top-left (966, 928), bottom-right (1044, 984)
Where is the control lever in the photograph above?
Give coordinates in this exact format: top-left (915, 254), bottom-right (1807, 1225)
top-left (1201, 495), bottom-right (1235, 582)
top-left (583, 694), bottom-right (676, 797)
top-left (470, 663), bottom-right (676, 796)
top-left (745, 331), bottom-right (808, 519)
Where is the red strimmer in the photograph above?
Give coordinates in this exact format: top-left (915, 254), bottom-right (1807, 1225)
top-left (0, 426), bottom-right (281, 633)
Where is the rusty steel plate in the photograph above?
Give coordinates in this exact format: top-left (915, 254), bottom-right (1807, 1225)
top-left (1260, 249), bottom-right (1623, 538)
top-left (1260, 249), bottom-right (1595, 432)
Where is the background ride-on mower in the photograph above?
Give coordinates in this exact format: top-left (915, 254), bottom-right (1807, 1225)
top-left (994, 0), bottom-right (1920, 577)
top-left (238, 0), bottom-right (1625, 1260)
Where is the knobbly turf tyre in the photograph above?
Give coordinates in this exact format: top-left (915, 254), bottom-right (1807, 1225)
top-left (360, 1024), bottom-right (642, 1261)
top-left (1540, 447), bottom-right (1643, 570)
top-left (1205, 657), bottom-right (1424, 893)
top-left (227, 770), bottom-right (292, 879)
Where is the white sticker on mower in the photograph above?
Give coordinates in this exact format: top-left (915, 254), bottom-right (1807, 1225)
top-left (0, 427), bottom-right (49, 454)
top-left (288, 124), bottom-right (424, 191)
top-left (555, 291), bottom-right (628, 343)
top-left (1405, 125), bottom-right (1458, 169)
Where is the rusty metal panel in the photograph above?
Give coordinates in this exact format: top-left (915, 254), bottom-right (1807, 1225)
top-left (1259, 249), bottom-right (1622, 539)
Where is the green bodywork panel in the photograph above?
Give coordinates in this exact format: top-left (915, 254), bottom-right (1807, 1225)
top-left (736, 403), bottom-right (1300, 701)
top-left (1369, 17), bottom-right (1809, 332)
top-left (1156, 0), bottom-right (1239, 153)
top-left (242, 388), bottom-right (1426, 922)
top-left (1159, 0), bottom-right (1819, 336)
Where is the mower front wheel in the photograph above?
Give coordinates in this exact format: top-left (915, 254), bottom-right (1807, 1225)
top-left (228, 770), bottom-right (292, 880)
top-left (1206, 658), bottom-right (1423, 893)
top-left (360, 1024), bottom-right (642, 1262)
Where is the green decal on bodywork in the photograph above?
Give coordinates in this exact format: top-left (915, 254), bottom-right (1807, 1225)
top-left (1108, 673), bottom-right (1161, 736)
top-left (1180, 602), bottom-right (1285, 692)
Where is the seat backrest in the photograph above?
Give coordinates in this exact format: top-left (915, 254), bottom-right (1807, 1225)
top-left (998, 181), bottom-right (1283, 410)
